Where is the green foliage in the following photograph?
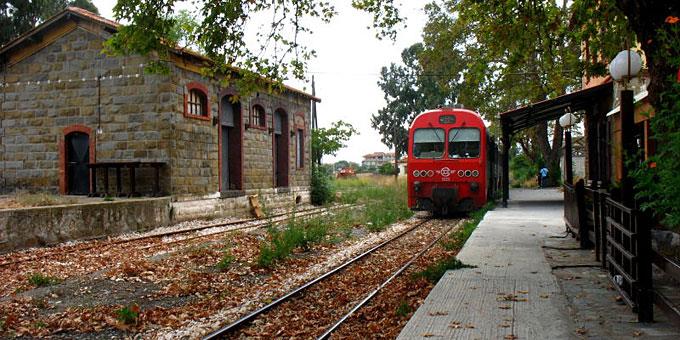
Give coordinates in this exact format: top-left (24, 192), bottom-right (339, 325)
top-left (312, 121), bottom-right (358, 165)
top-left (116, 303), bottom-right (140, 325)
top-left (510, 150), bottom-right (540, 188)
top-left (412, 255), bottom-right (474, 283)
top-left (395, 301), bottom-right (412, 317)
top-left (633, 22), bottom-right (680, 230)
top-left (378, 163), bottom-right (396, 176)
top-left (0, 0), bottom-right (98, 46)
top-left (372, 43), bottom-right (454, 159)
top-left (216, 250), bottom-right (235, 270)
top-left (311, 165), bottom-right (334, 206)
top-left (27, 273), bottom-right (59, 287)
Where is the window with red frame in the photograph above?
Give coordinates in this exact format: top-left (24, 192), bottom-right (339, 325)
top-left (187, 89), bottom-right (208, 116)
top-left (252, 105), bottom-right (266, 127)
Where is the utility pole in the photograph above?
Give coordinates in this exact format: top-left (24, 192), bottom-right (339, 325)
top-left (311, 75), bottom-right (320, 165)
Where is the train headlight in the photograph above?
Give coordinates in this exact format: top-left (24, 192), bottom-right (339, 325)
top-left (457, 170), bottom-right (465, 177)
top-left (465, 170), bottom-right (472, 177)
top-left (470, 182), bottom-right (479, 192)
top-left (472, 170), bottom-right (479, 177)
top-left (420, 170), bottom-right (428, 177)
top-left (413, 170), bottom-right (420, 177)
top-left (414, 181), bottom-right (421, 192)
top-left (426, 170), bottom-right (434, 177)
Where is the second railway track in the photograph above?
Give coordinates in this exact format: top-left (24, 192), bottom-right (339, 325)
top-left (204, 216), bottom-right (462, 339)
top-left (0, 204), bottom-right (356, 268)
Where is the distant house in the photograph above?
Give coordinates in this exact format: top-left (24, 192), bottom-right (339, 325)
top-left (361, 152), bottom-right (395, 168)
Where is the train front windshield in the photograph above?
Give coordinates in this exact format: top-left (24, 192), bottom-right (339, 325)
top-left (413, 128), bottom-right (445, 158)
top-left (448, 128), bottom-right (480, 158)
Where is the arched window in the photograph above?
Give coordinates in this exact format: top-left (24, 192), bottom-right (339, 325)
top-left (188, 89), bottom-right (207, 116)
top-left (252, 104), bottom-right (266, 127)
top-left (184, 82), bottom-right (210, 120)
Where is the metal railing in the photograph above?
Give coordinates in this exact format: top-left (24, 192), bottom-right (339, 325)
top-left (604, 197), bottom-right (653, 322)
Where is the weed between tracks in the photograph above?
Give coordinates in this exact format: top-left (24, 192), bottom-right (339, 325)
top-left (257, 177), bottom-right (414, 267)
top-left (413, 203), bottom-right (494, 284)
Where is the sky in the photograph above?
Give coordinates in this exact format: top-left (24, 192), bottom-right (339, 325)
top-left (91, 1), bottom-right (428, 164)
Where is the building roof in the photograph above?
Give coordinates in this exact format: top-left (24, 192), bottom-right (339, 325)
top-left (500, 80), bottom-right (613, 134)
top-left (0, 7), bottom-right (320, 102)
top-left (362, 152), bottom-right (395, 159)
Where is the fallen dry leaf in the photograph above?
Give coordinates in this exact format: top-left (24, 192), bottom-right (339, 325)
top-left (449, 321), bottom-right (462, 329)
top-left (421, 332), bottom-right (435, 337)
top-left (632, 330), bottom-right (643, 337)
top-left (576, 327), bottom-right (588, 335)
top-left (499, 304), bottom-right (512, 310)
top-left (504, 334), bottom-right (518, 340)
top-left (428, 311), bottom-right (448, 316)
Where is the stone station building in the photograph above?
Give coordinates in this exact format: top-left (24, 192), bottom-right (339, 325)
top-left (0, 7), bottom-right (317, 220)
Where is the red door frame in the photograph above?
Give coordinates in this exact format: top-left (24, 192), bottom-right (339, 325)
top-left (59, 124), bottom-right (95, 194)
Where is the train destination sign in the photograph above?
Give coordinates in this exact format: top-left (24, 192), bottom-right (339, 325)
top-left (439, 115), bottom-right (456, 124)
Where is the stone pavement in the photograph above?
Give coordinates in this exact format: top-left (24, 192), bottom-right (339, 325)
top-left (398, 188), bottom-right (680, 339)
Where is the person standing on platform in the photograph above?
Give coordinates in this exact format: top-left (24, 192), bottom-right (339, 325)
top-left (539, 166), bottom-right (549, 188)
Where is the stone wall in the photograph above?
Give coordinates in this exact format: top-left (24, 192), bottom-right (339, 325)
top-left (0, 17), bottom-right (312, 199)
top-left (171, 187), bottom-right (311, 222)
top-left (169, 65), bottom-right (313, 198)
top-left (0, 197), bottom-right (171, 252)
top-left (0, 26), bottom-right (173, 194)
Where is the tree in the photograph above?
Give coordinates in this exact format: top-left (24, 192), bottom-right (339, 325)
top-left (311, 121), bottom-right (358, 165)
top-left (0, 0), bottom-right (100, 46)
top-left (419, 0), bottom-right (584, 185)
top-left (105, 0), bottom-right (404, 88)
top-left (371, 43), bottom-right (455, 162)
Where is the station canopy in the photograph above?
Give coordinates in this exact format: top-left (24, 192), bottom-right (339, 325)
top-left (500, 80), bottom-right (613, 135)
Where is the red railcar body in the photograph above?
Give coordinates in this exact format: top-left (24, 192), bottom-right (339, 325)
top-left (407, 108), bottom-right (498, 214)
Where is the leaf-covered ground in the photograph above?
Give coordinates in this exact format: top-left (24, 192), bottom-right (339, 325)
top-left (0, 207), bottom-right (430, 338)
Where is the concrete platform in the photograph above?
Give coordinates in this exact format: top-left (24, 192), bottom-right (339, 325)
top-left (398, 188), bottom-right (680, 339)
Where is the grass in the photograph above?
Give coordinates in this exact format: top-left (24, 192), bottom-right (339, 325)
top-left (334, 176), bottom-right (413, 232)
top-left (412, 255), bottom-right (475, 283)
top-left (216, 249), bottom-right (235, 270)
top-left (6, 191), bottom-right (78, 208)
top-left (27, 273), bottom-right (60, 287)
top-left (396, 300), bottom-right (413, 317)
top-left (414, 203), bottom-right (494, 284)
top-left (257, 176), bottom-right (414, 267)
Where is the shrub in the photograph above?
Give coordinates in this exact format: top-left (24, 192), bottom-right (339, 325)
top-left (28, 273), bottom-right (59, 287)
top-left (257, 217), bottom-right (330, 267)
top-left (311, 165), bottom-right (334, 205)
top-left (116, 303), bottom-right (141, 325)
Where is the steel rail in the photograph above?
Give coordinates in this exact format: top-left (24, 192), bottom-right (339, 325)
top-left (0, 204), bottom-right (356, 268)
top-left (203, 217), bottom-right (435, 340)
top-left (137, 205), bottom-right (356, 251)
top-left (317, 219), bottom-right (463, 339)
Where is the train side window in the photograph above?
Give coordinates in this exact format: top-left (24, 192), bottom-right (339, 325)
top-left (449, 128), bottom-right (480, 158)
top-left (413, 128), bottom-right (445, 158)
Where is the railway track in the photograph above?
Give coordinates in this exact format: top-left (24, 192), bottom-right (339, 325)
top-left (0, 204), bottom-right (356, 268)
top-left (204, 217), bottom-right (461, 339)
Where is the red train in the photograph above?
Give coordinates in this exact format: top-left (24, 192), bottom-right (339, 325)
top-left (407, 107), bottom-right (500, 215)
